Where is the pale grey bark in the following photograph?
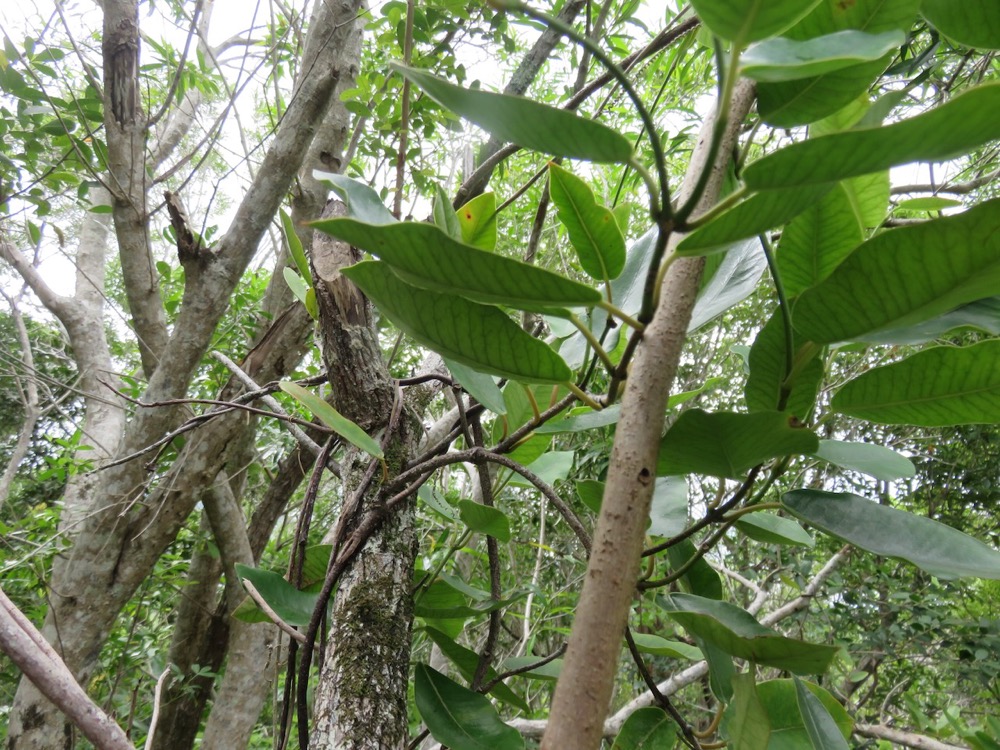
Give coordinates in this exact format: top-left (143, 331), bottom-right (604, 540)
top-left (540, 79), bottom-right (758, 750)
top-left (0, 292), bottom-right (39, 513)
top-left (6, 1), bottom-right (366, 744)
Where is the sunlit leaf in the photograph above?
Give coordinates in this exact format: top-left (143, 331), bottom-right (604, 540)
top-left (783, 489), bottom-right (1000, 579)
top-left (313, 170), bottom-right (396, 225)
top-left (457, 192), bottom-right (497, 251)
top-left (549, 163), bottom-right (625, 281)
top-left (433, 182), bottom-right (463, 240)
top-left (279, 381), bottom-right (383, 458)
top-left (832, 341), bottom-right (1000, 426)
top-left (630, 633), bottom-right (703, 661)
top-left (280, 208), bottom-right (313, 283)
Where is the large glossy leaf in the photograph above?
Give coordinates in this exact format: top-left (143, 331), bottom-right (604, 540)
top-left (921, 0), bottom-right (1000, 50)
top-left (793, 200), bottom-right (1000, 343)
top-left (782, 489), bottom-right (1000, 579)
top-left (458, 500), bottom-right (511, 542)
top-left (395, 64), bottom-right (632, 164)
top-left (795, 677), bottom-right (850, 749)
top-left (414, 664), bottom-right (524, 750)
top-left (233, 564), bottom-right (318, 627)
top-left (279, 381), bottom-right (383, 459)
top-left (611, 707), bottom-right (678, 750)
top-left (688, 239), bottom-right (768, 332)
top-left (690, 0), bottom-right (821, 43)
top-left (548, 163), bottom-right (625, 281)
top-left (813, 439), bottom-right (915, 481)
top-left (313, 170), bottom-right (396, 225)
top-left (746, 84), bottom-right (1000, 189)
top-left (726, 674), bottom-right (770, 750)
top-left (736, 512), bottom-right (814, 547)
top-left (630, 633), bottom-right (703, 661)
top-left (423, 628), bottom-right (529, 712)
top-left (661, 593), bottom-right (840, 674)
top-left (741, 30), bottom-right (904, 82)
top-left (776, 183), bottom-right (863, 298)
top-left (754, 679), bottom-right (853, 749)
top-left (656, 410), bottom-right (818, 478)
top-left (678, 186), bottom-right (831, 254)
top-left (313, 218), bottom-right (600, 313)
top-left (343, 262), bottom-right (572, 384)
top-left (745, 311), bottom-right (823, 418)
top-left (832, 341), bottom-right (1000, 426)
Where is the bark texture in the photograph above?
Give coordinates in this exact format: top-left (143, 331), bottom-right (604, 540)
top-left (540, 79), bottom-right (757, 750)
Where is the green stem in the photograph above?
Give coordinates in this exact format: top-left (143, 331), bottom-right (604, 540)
top-left (680, 185), bottom-right (746, 230)
top-left (566, 382), bottom-right (603, 410)
top-left (723, 502), bottom-right (783, 521)
top-left (570, 313), bottom-right (616, 371)
top-left (596, 300), bottom-right (644, 332)
top-left (758, 233), bottom-right (794, 412)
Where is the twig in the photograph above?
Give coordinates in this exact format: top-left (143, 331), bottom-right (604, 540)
top-left (242, 580), bottom-right (307, 644)
top-left (144, 668), bottom-right (171, 750)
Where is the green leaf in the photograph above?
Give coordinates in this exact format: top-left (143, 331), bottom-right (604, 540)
top-left (279, 381), bottom-right (383, 458)
top-left (630, 633), bottom-right (703, 661)
top-left (394, 64), bottom-right (632, 164)
top-left (661, 593), bottom-right (840, 674)
top-left (678, 186), bottom-right (832, 254)
top-left (508, 451), bottom-right (574, 489)
top-left (414, 665), bottom-right (524, 750)
top-left (423, 628), bottom-right (529, 712)
top-left (418, 485), bottom-right (459, 522)
top-left (433, 182), bottom-right (463, 240)
top-left (745, 84), bottom-right (1000, 189)
top-left (897, 196), bottom-right (963, 212)
top-left (813, 439), bottom-right (915, 481)
top-left (649, 477), bottom-right (688, 537)
top-left (342, 262), bottom-right (572, 384)
top-left (576, 479), bottom-right (604, 514)
top-left (667, 540), bottom-right (724, 600)
top-left (457, 192), bottom-right (497, 251)
top-left (782, 489), bottom-right (1000, 579)
top-left (860, 297), bottom-right (1000, 345)
top-left (690, 0), bottom-right (822, 43)
top-left (656, 410), bottom-right (818, 478)
top-left (831, 341), bottom-right (1000, 426)
top-left (725, 674), bottom-right (770, 750)
top-left (736, 512), bottom-right (815, 547)
top-left (313, 218), bottom-right (601, 313)
top-left (611, 707), bottom-right (678, 750)
top-left (500, 655), bottom-right (563, 681)
top-left (282, 268), bottom-right (318, 320)
top-left (313, 170), bottom-right (396, 225)
top-left (548, 163), bottom-right (625, 281)
top-left (445, 358), bottom-right (506, 415)
top-left (458, 500), bottom-right (512, 542)
top-left (741, 30), bottom-right (904, 82)
top-left (233, 564), bottom-right (319, 627)
top-left (745, 311), bottom-right (823, 419)
top-left (280, 208), bottom-right (313, 283)
top-left (689, 239), bottom-right (769, 331)
top-left (536, 403), bottom-right (621, 434)
top-left (793, 200), bottom-right (1000, 343)
top-left (299, 544), bottom-right (333, 587)
top-left (752, 679), bottom-right (854, 749)
top-left (921, 0), bottom-right (1000, 50)
top-left (776, 183), bottom-right (863, 298)
top-left (795, 676), bottom-right (851, 750)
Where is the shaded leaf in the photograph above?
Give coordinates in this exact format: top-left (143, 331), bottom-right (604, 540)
top-left (741, 30), bottom-right (904, 82)
top-left (445, 358), bottom-right (506, 415)
top-left (418, 485), bottom-right (459, 522)
top-left (649, 477), bottom-right (688, 537)
top-left (745, 84), bottom-right (1000, 189)
top-left (630, 633), bottom-right (703, 661)
top-left (508, 450), bottom-right (574, 489)
top-left (725, 674), bottom-right (770, 750)
top-left (832, 341), bottom-right (1000, 426)
top-left (395, 64), bottom-right (632, 164)
top-left (793, 200), bottom-right (1000, 343)
top-left (782, 489), bottom-right (1000, 579)
top-left (813, 439), bottom-right (915, 481)
top-left (500, 655), bottom-right (562, 681)
top-left (279, 381), bottom-right (383, 458)
top-left (234, 564), bottom-right (318, 627)
top-left (433, 182), bottom-right (463, 240)
top-left (921, 0), bottom-right (1000, 50)
top-left (690, 0), bottom-right (822, 43)
top-left (342, 261), bottom-right (572, 384)
top-left (667, 540), bottom-right (724, 600)
top-left (611, 707), bottom-right (678, 750)
top-left (661, 593), bottom-right (840, 674)
top-left (754, 679), bottom-right (853, 749)
top-left (314, 218), bottom-right (601, 312)
top-left (424, 628), bottom-right (529, 712)
top-left (689, 239), bottom-right (768, 331)
top-left (795, 676), bottom-right (851, 749)
top-left (657, 410), bottom-right (818, 478)
top-left (859, 297), bottom-right (1000, 345)
top-left (549, 163), bottom-right (625, 281)
top-left (280, 208), bottom-right (313, 283)
top-left (414, 665), bottom-right (524, 750)
top-left (736, 512), bottom-right (814, 547)
top-left (458, 500), bottom-right (512, 542)
top-left (745, 311), bottom-right (823, 418)
top-left (576, 480), bottom-right (604, 514)
top-left (313, 170), bottom-right (396, 225)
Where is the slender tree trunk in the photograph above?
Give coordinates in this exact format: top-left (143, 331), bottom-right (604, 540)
top-left (541, 80), bottom-right (757, 749)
